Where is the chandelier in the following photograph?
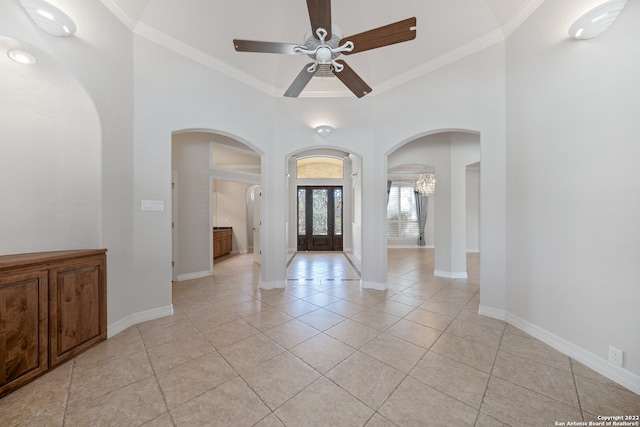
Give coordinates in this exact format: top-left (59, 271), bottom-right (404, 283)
top-left (413, 173), bottom-right (436, 195)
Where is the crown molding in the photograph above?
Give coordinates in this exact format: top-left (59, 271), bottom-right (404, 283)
top-left (502, 0), bottom-right (547, 37)
top-left (134, 22), bottom-right (275, 97)
top-left (99, 0), bottom-right (137, 30)
top-left (375, 28), bottom-right (505, 96)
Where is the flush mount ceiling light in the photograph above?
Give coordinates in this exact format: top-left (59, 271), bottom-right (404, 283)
top-left (568, 0), bottom-right (628, 40)
top-left (19, 0), bottom-right (77, 37)
top-left (7, 49), bottom-right (37, 65)
top-left (314, 125), bottom-right (334, 136)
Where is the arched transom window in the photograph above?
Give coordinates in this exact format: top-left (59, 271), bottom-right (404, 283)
top-left (296, 156), bottom-right (344, 179)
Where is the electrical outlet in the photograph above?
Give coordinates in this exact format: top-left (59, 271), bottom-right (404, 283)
top-left (609, 345), bottom-right (624, 367)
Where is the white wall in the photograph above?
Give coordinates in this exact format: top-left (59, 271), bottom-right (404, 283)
top-left (172, 133), bottom-right (211, 276)
top-left (505, 0), bottom-right (640, 381)
top-left (0, 1), bottom-right (140, 334)
top-left (133, 35), bottom-right (272, 289)
top-left (0, 38), bottom-right (101, 254)
top-left (466, 165), bottom-right (480, 252)
top-left (214, 180), bottom-right (251, 254)
top-left (376, 42), bottom-right (507, 306)
top-left (350, 154), bottom-right (363, 267)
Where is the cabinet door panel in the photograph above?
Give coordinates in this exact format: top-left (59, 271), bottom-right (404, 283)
top-left (0, 271), bottom-right (48, 396)
top-left (49, 257), bottom-right (106, 367)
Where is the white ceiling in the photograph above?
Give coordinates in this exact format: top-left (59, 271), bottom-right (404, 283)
top-left (101, 0), bottom-right (542, 97)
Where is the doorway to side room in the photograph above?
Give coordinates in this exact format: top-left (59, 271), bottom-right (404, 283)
top-left (171, 131), bottom-right (261, 282)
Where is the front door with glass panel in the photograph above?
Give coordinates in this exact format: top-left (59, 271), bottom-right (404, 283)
top-left (297, 186), bottom-right (343, 251)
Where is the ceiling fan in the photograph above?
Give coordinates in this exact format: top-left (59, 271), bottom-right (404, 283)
top-left (233, 0), bottom-right (417, 98)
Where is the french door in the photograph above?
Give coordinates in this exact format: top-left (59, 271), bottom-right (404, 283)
top-left (297, 186), bottom-right (343, 251)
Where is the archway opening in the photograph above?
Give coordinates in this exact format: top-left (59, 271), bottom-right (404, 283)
top-left (386, 131), bottom-right (480, 281)
top-left (285, 147), bottom-right (363, 279)
top-left (171, 131), bottom-right (262, 282)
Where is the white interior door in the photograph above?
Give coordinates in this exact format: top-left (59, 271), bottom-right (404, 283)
top-left (253, 186), bottom-right (261, 265)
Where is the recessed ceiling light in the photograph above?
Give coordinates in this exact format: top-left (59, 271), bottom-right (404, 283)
top-left (19, 0), bottom-right (76, 37)
top-left (568, 0), bottom-right (628, 40)
top-left (7, 49), bottom-right (37, 65)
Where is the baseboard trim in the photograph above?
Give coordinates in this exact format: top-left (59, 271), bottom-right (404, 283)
top-left (387, 244), bottom-right (434, 249)
top-left (259, 279), bottom-right (286, 289)
top-left (479, 305), bottom-right (640, 394)
top-left (434, 270), bottom-right (468, 279)
top-left (176, 271), bottom-right (210, 281)
top-left (361, 280), bottom-right (388, 290)
top-left (107, 304), bottom-right (174, 338)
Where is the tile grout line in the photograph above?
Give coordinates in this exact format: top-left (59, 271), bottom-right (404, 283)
top-left (569, 358), bottom-right (586, 421)
top-left (474, 313), bottom-right (507, 426)
top-left (60, 358), bottom-right (75, 426)
top-left (138, 324), bottom-right (177, 426)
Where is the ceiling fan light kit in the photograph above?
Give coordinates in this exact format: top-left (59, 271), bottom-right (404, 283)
top-left (233, 0), bottom-right (416, 98)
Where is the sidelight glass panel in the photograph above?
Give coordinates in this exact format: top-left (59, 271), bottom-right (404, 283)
top-left (334, 188), bottom-right (342, 235)
top-left (312, 189), bottom-right (328, 235)
top-left (298, 188), bottom-right (306, 235)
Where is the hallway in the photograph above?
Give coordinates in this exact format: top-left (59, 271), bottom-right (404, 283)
top-left (287, 252), bottom-right (361, 282)
top-left (1, 250), bottom-right (638, 426)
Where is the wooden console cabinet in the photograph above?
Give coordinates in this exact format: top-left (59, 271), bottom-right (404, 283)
top-left (0, 249), bottom-right (107, 398)
top-left (213, 227), bottom-right (232, 258)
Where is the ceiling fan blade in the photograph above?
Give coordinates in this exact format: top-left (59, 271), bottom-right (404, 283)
top-left (340, 17), bottom-right (417, 55)
top-left (284, 63), bottom-right (317, 97)
top-left (233, 39), bottom-right (302, 55)
top-left (306, 0), bottom-right (332, 39)
top-left (332, 60), bottom-right (372, 98)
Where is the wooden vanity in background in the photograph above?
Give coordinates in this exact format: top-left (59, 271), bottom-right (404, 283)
top-left (0, 249), bottom-right (107, 398)
top-left (213, 227), bottom-right (232, 258)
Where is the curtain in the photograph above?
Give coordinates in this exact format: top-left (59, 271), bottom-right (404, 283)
top-left (414, 191), bottom-right (429, 246)
top-left (387, 180), bottom-right (392, 205)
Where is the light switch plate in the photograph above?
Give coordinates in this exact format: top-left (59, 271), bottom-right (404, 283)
top-left (141, 200), bottom-right (164, 211)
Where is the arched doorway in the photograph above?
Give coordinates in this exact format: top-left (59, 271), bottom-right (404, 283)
top-left (285, 147), bottom-right (363, 275)
top-left (386, 131), bottom-right (480, 279)
top-left (171, 131), bottom-right (262, 281)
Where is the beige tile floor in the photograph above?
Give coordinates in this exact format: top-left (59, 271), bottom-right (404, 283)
top-left (1, 249), bottom-right (639, 426)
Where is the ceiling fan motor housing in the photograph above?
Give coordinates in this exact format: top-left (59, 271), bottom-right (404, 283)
top-left (303, 25), bottom-right (343, 61)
